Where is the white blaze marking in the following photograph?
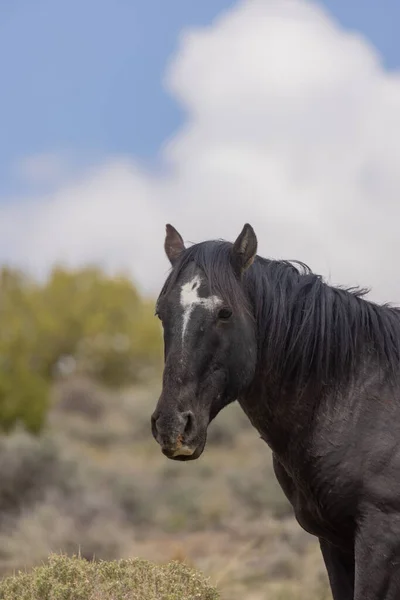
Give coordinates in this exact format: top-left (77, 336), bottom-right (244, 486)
top-left (180, 275), bottom-right (222, 343)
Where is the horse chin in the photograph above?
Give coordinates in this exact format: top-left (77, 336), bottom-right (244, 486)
top-left (169, 438), bottom-right (206, 462)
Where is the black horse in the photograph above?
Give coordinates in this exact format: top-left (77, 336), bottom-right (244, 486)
top-left (151, 223), bottom-right (400, 600)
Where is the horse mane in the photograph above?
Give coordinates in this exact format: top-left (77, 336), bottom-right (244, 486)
top-left (160, 240), bottom-right (400, 391)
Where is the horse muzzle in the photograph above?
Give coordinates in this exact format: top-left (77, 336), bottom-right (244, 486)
top-left (151, 408), bottom-right (203, 459)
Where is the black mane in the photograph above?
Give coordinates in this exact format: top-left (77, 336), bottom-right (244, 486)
top-left (160, 240), bottom-right (400, 391)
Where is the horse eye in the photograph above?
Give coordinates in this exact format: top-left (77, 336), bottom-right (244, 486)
top-left (218, 307), bottom-right (232, 321)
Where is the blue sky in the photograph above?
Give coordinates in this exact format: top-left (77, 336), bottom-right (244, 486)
top-left (1, 0), bottom-right (400, 199)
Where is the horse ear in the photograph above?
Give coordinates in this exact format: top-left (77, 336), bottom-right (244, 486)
top-left (231, 223), bottom-right (257, 274)
top-left (164, 224), bottom-right (186, 265)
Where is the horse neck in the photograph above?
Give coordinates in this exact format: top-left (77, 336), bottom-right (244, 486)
top-left (240, 264), bottom-right (332, 455)
top-left (239, 373), bottom-right (323, 457)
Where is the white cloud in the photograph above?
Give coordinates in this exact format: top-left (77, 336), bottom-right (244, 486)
top-left (3, 0), bottom-right (400, 303)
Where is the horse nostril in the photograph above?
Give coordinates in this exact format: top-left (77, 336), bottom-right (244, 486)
top-left (182, 411), bottom-right (195, 439)
top-left (151, 414), bottom-right (159, 439)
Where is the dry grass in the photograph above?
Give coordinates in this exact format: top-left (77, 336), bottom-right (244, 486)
top-left (0, 553), bottom-right (219, 600)
top-left (0, 377), bottom-right (330, 599)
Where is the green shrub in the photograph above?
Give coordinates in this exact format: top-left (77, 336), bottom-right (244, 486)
top-left (0, 554), bottom-right (219, 600)
top-left (0, 265), bottom-right (162, 433)
top-left (38, 266), bottom-right (162, 386)
top-left (0, 268), bottom-right (50, 433)
top-left (0, 365), bottom-right (49, 434)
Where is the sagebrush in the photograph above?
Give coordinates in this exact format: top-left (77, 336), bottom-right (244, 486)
top-left (0, 554), bottom-right (219, 600)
